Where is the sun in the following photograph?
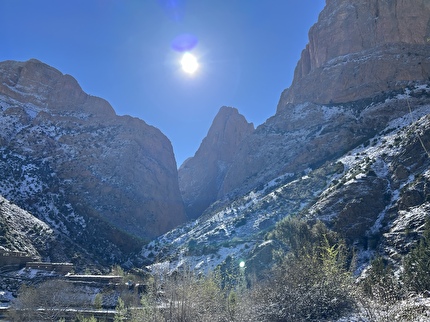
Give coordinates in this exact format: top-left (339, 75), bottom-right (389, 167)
top-left (180, 52), bottom-right (199, 74)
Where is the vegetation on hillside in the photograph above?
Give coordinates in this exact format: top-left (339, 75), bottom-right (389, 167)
top-left (9, 218), bottom-right (430, 321)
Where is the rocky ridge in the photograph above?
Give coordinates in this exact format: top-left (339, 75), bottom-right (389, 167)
top-left (219, 83), bottom-right (430, 200)
top-left (0, 59), bottom-right (186, 263)
top-left (178, 106), bottom-right (254, 219)
top-left (200, 0), bottom-right (430, 203)
top-left (143, 0), bottom-right (430, 276)
top-left (141, 85), bottom-right (430, 275)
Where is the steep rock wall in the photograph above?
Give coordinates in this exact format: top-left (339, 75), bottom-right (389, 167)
top-left (280, 0), bottom-right (430, 105)
top-left (0, 59), bottom-right (186, 262)
top-left (178, 107), bottom-right (254, 219)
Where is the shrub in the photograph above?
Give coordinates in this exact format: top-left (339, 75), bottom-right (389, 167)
top-left (255, 218), bottom-right (355, 321)
top-left (9, 280), bottom-right (86, 321)
top-left (403, 219), bottom-right (430, 293)
top-left (129, 267), bottom-right (240, 322)
top-left (361, 257), bottom-right (403, 305)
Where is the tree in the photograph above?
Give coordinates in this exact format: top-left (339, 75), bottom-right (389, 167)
top-left (129, 267), bottom-right (240, 322)
top-left (128, 270), bottom-right (165, 322)
top-left (403, 218), bottom-right (430, 293)
top-left (361, 257), bottom-right (402, 304)
top-left (114, 297), bottom-right (128, 322)
top-left (254, 218), bottom-right (355, 321)
top-left (8, 279), bottom-right (85, 321)
top-left (358, 257), bottom-right (404, 321)
top-left (94, 293), bottom-right (103, 310)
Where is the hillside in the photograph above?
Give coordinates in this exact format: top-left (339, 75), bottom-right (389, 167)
top-left (0, 195), bottom-right (54, 259)
top-left (0, 59), bottom-right (186, 264)
top-left (140, 85), bottom-right (430, 274)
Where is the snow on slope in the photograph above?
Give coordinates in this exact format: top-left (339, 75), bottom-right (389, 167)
top-left (140, 86), bottom-right (430, 275)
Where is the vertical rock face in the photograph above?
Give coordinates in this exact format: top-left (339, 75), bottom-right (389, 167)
top-left (178, 107), bottom-right (254, 219)
top-left (281, 0), bottom-right (430, 105)
top-left (0, 59), bottom-right (186, 262)
top-left (307, 0), bottom-right (430, 71)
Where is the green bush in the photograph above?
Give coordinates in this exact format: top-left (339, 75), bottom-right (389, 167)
top-left (403, 219), bottom-right (430, 293)
top-left (256, 218), bottom-right (355, 321)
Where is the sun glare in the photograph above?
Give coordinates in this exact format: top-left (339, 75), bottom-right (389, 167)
top-left (180, 52), bottom-right (199, 74)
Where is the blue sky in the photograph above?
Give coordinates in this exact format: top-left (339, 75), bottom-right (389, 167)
top-left (0, 0), bottom-right (325, 166)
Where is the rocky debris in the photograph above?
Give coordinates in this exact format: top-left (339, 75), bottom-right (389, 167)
top-left (306, 111), bottom-right (430, 266)
top-left (0, 59), bottom-right (186, 263)
top-left (142, 101), bottom-right (430, 276)
top-left (178, 106), bottom-right (254, 219)
top-left (314, 175), bottom-right (389, 245)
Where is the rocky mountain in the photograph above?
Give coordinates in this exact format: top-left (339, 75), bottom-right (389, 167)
top-left (0, 1), bottom-right (427, 318)
top-left (178, 106), bottom-right (254, 219)
top-left (197, 0), bottom-right (430, 202)
top-left (1, 0), bottom-right (429, 279)
top-left (284, 0), bottom-right (430, 105)
top-left (0, 59), bottom-right (186, 264)
top-left (141, 85), bottom-right (430, 274)
top-left (142, 0), bottom-right (430, 275)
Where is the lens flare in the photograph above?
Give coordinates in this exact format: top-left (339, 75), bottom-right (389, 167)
top-left (171, 33), bottom-right (198, 52)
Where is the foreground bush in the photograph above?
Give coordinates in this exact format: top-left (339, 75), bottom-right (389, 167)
top-left (249, 218), bottom-right (356, 321)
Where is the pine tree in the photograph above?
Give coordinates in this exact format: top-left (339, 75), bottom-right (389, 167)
top-left (403, 218), bottom-right (430, 293)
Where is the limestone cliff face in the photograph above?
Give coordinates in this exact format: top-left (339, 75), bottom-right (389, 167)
top-left (178, 106), bottom-right (254, 219)
top-left (0, 59), bottom-right (186, 263)
top-left (281, 0), bottom-right (430, 105)
top-left (219, 0), bottom-right (430, 199)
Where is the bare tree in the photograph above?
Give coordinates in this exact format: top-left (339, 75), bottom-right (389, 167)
top-left (8, 279), bottom-right (90, 321)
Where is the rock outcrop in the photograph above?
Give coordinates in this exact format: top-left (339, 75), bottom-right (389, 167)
top-left (178, 106), bottom-right (254, 219)
top-left (280, 0), bottom-right (430, 105)
top-left (0, 59), bottom-right (186, 263)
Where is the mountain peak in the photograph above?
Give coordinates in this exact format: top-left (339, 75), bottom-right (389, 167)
top-left (179, 106), bottom-right (254, 219)
top-left (0, 59), bottom-right (116, 118)
top-left (0, 59), bottom-right (186, 263)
